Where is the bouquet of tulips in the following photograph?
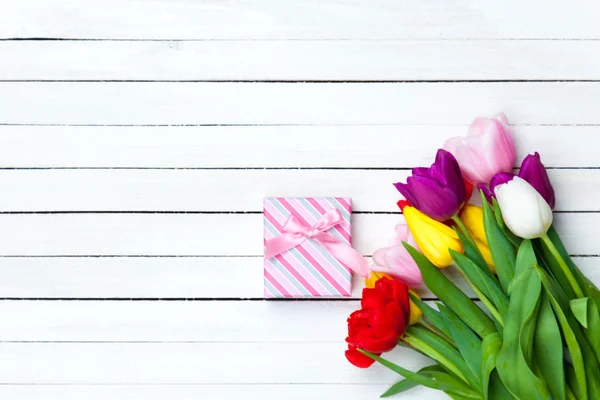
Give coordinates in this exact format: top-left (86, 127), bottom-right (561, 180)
top-left (345, 114), bottom-right (600, 400)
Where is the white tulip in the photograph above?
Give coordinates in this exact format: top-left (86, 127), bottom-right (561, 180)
top-left (494, 176), bottom-right (553, 239)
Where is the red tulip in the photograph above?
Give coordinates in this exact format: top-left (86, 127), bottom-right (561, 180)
top-left (345, 277), bottom-right (410, 368)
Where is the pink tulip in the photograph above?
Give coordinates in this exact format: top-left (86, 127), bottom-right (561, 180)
top-left (443, 113), bottom-right (516, 185)
top-left (371, 224), bottom-right (423, 288)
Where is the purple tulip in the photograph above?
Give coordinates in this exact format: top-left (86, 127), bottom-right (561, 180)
top-left (485, 153), bottom-right (555, 209)
top-left (518, 152), bottom-right (555, 209)
top-left (394, 149), bottom-right (466, 222)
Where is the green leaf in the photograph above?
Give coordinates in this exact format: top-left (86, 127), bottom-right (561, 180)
top-left (451, 250), bottom-right (509, 319)
top-left (481, 333), bottom-right (502, 400)
top-left (381, 365), bottom-right (479, 398)
top-left (481, 192), bottom-right (516, 293)
top-left (496, 240), bottom-right (548, 400)
top-left (488, 370), bottom-right (516, 400)
top-left (381, 365), bottom-right (443, 397)
top-left (532, 239), bottom-right (576, 299)
top-left (566, 363), bottom-right (584, 400)
top-left (409, 293), bottom-right (454, 340)
top-left (584, 298), bottom-right (600, 365)
top-left (404, 325), bottom-right (476, 387)
top-left (358, 350), bottom-right (481, 399)
top-left (404, 242), bottom-right (497, 338)
top-left (535, 292), bottom-right (566, 400)
top-left (453, 224), bottom-right (493, 280)
top-left (571, 297), bottom-right (589, 328)
top-left (535, 265), bottom-right (588, 400)
top-left (545, 225), bottom-right (600, 299)
top-left (438, 304), bottom-right (483, 390)
top-left (492, 198), bottom-right (522, 248)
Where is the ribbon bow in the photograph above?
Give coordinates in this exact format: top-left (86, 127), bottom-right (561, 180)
top-left (265, 208), bottom-right (369, 277)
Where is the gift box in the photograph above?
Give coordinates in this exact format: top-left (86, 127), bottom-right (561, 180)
top-left (263, 197), bottom-right (366, 298)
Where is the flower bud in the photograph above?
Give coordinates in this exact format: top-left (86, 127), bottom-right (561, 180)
top-left (494, 176), bottom-right (553, 239)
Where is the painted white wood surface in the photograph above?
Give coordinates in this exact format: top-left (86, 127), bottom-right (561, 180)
top-left (3, 82), bottom-right (600, 125)
top-left (3, 40), bottom-right (600, 81)
top-left (1, 1), bottom-right (599, 399)
top-left (0, 125), bottom-right (598, 168)
top-left (2, 0), bottom-right (600, 40)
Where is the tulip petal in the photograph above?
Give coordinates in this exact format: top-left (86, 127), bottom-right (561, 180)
top-left (495, 177), bottom-right (553, 239)
top-left (345, 345), bottom-right (378, 368)
top-left (443, 114), bottom-right (516, 185)
top-left (518, 152), bottom-right (555, 209)
top-left (393, 181), bottom-right (418, 208)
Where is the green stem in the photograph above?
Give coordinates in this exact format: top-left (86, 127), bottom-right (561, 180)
top-left (541, 233), bottom-right (584, 298)
top-left (451, 214), bottom-right (492, 274)
top-left (566, 385), bottom-right (578, 400)
top-left (451, 215), bottom-right (474, 246)
top-left (418, 319), bottom-right (457, 349)
top-left (402, 333), bottom-right (469, 384)
top-left (456, 268), bottom-right (504, 327)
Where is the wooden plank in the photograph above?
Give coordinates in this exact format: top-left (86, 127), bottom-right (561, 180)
top-left (0, 169), bottom-right (595, 212)
top-left (3, 40), bottom-right (600, 81)
top-left (0, 300), bottom-right (358, 342)
top-left (0, 125), bottom-right (596, 168)
top-left (0, 342), bottom-right (431, 384)
top-left (0, 384), bottom-right (446, 400)
top-left (2, 82), bottom-right (600, 125)
top-left (0, 256), bottom-right (472, 299)
top-left (2, 0), bottom-right (599, 40)
top-left (0, 213), bottom-right (596, 256)
top-left (0, 256), bottom-right (594, 299)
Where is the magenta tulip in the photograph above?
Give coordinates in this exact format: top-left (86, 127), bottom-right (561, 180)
top-left (487, 152), bottom-right (555, 210)
top-left (518, 152), bottom-right (555, 209)
top-left (443, 113), bottom-right (516, 185)
top-left (371, 224), bottom-right (423, 288)
top-left (394, 149), bottom-right (466, 222)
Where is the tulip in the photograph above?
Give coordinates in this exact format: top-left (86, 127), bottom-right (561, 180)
top-left (371, 224), bottom-right (423, 287)
top-left (443, 113), bottom-right (516, 185)
top-left (459, 204), bottom-right (495, 272)
top-left (364, 273), bottom-right (422, 325)
top-left (485, 152), bottom-right (556, 209)
top-left (494, 176), bottom-right (553, 239)
top-left (394, 149), bottom-right (466, 222)
top-left (408, 289), bottom-right (423, 325)
top-left (517, 152), bottom-right (555, 209)
top-left (403, 205), bottom-right (463, 268)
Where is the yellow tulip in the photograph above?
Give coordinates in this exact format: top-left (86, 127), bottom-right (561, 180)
top-left (408, 290), bottom-right (423, 325)
top-left (403, 206), bottom-right (463, 268)
top-left (460, 204), bottom-right (495, 273)
top-left (364, 271), bottom-right (390, 289)
top-left (364, 272), bottom-right (422, 325)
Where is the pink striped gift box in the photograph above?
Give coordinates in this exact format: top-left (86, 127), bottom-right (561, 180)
top-left (263, 197), bottom-right (353, 298)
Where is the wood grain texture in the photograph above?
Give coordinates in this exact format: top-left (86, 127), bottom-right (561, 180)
top-left (0, 385), bottom-right (446, 400)
top-left (0, 342), bottom-right (431, 384)
top-left (3, 1), bottom-right (600, 398)
top-left (0, 125), bottom-right (598, 168)
top-left (0, 213), bottom-right (596, 256)
top-left (2, 0), bottom-right (600, 40)
top-left (0, 256), bottom-right (595, 299)
top-left (3, 82), bottom-right (600, 125)
top-left (3, 40), bottom-right (600, 81)
top-left (0, 169), bottom-right (594, 212)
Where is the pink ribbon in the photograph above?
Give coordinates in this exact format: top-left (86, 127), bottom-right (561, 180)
top-left (265, 208), bottom-right (369, 277)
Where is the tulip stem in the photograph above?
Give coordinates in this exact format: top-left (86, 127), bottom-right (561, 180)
top-left (456, 268), bottom-right (504, 327)
top-left (451, 215), bottom-right (489, 269)
top-left (402, 333), bottom-right (469, 384)
top-left (541, 233), bottom-right (584, 298)
top-left (418, 319), bottom-right (457, 348)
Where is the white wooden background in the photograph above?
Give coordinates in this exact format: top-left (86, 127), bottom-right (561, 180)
top-left (1, 1), bottom-right (600, 399)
